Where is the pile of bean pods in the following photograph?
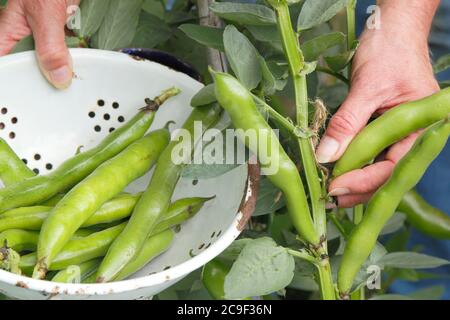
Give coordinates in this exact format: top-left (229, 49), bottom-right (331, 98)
top-left (0, 87), bottom-right (221, 284)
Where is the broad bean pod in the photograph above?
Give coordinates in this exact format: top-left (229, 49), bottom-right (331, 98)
top-left (0, 138), bottom-right (34, 186)
top-left (51, 259), bottom-right (101, 284)
top-left (333, 88), bottom-right (450, 176)
top-left (337, 118), bottom-right (450, 296)
top-left (398, 189), bottom-right (450, 239)
top-left (212, 71), bottom-right (319, 245)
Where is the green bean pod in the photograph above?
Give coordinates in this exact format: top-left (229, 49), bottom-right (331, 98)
top-left (34, 128), bottom-right (171, 279)
top-left (0, 138), bottom-right (35, 186)
top-left (51, 259), bottom-right (101, 284)
top-left (337, 118), bottom-right (450, 296)
top-left (0, 194), bottom-right (141, 232)
top-left (0, 230), bottom-right (39, 252)
top-left (96, 105), bottom-right (222, 282)
top-left (398, 189), bottom-right (450, 239)
top-left (17, 198), bottom-right (206, 274)
top-left (334, 88), bottom-right (450, 176)
top-left (0, 88), bottom-right (180, 212)
top-left (114, 229), bottom-right (174, 281)
top-left (212, 71), bottom-right (319, 245)
top-left (0, 206), bottom-right (51, 232)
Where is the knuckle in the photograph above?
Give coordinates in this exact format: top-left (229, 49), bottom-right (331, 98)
top-left (328, 110), bottom-right (359, 137)
top-left (38, 47), bottom-right (68, 69)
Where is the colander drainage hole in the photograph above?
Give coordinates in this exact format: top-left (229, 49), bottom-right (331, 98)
top-left (33, 168), bottom-right (39, 174)
top-left (94, 125), bottom-right (101, 132)
top-left (118, 116), bottom-right (125, 123)
top-left (109, 127), bottom-right (115, 133)
top-left (88, 112), bottom-right (95, 118)
top-left (9, 132), bottom-right (15, 139)
top-left (22, 159), bottom-right (27, 164)
top-left (0, 123), bottom-right (4, 130)
top-left (192, 179), bottom-right (198, 186)
top-left (46, 163), bottom-right (53, 170)
top-left (97, 100), bottom-right (105, 107)
top-left (11, 117), bottom-right (17, 124)
top-left (34, 154), bottom-right (41, 161)
top-left (103, 113), bottom-right (111, 121)
top-left (112, 102), bottom-right (119, 109)
top-left (1, 107), bottom-right (7, 114)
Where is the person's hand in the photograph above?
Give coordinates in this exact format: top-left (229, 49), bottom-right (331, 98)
top-left (0, 0), bottom-right (79, 89)
top-left (316, 1), bottom-right (440, 208)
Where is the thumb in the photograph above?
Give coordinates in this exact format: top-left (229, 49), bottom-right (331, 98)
top-left (316, 85), bottom-right (378, 164)
top-left (25, 1), bottom-right (73, 89)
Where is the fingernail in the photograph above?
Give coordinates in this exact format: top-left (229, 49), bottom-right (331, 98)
top-left (48, 65), bottom-right (72, 89)
top-left (328, 188), bottom-right (350, 197)
top-left (316, 137), bottom-right (340, 163)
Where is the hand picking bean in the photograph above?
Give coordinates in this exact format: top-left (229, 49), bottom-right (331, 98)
top-left (212, 71), bottom-right (319, 246)
top-left (398, 189), bottom-right (450, 239)
top-left (114, 229), bottom-right (174, 281)
top-left (0, 229), bottom-right (39, 252)
top-left (338, 118), bottom-right (450, 296)
top-left (0, 138), bottom-right (35, 186)
top-left (0, 88), bottom-right (180, 212)
top-left (51, 259), bottom-right (101, 284)
top-left (16, 198), bottom-right (204, 274)
top-left (34, 127), bottom-right (171, 279)
top-left (333, 88), bottom-right (450, 176)
top-left (96, 105), bottom-right (222, 282)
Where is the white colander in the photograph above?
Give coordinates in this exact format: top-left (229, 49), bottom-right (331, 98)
top-left (0, 49), bottom-right (259, 300)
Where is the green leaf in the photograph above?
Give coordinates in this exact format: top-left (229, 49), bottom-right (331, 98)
top-left (433, 54), bottom-right (450, 74)
top-left (142, 0), bottom-right (165, 17)
top-left (179, 24), bottom-right (224, 51)
top-left (77, 0), bottom-right (111, 38)
top-left (223, 25), bottom-right (262, 90)
top-left (380, 213), bottom-right (406, 236)
top-left (0, 0), bottom-right (7, 8)
top-left (95, 0), bottom-right (143, 50)
top-left (245, 25), bottom-right (280, 43)
top-left (219, 239), bottom-right (253, 262)
top-left (324, 40), bottom-right (359, 72)
top-left (11, 36), bottom-right (81, 54)
top-left (165, 10), bottom-right (196, 25)
top-left (302, 32), bottom-right (346, 61)
top-left (191, 84), bottom-right (217, 107)
top-left (253, 176), bottom-right (286, 216)
top-left (131, 11), bottom-right (172, 49)
top-left (298, 0), bottom-right (350, 31)
top-left (409, 285), bottom-right (445, 300)
top-left (11, 35), bottom-right (35, 54)
top-left (378, 252), bottom-right (450, 269)
top-left (224, 237), bottom-right (295, 299)
top-left (210, 2), bottom-right (276, 26)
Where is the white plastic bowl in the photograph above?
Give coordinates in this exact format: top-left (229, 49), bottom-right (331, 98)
top-left (0, 49), bottom-right (259, 300)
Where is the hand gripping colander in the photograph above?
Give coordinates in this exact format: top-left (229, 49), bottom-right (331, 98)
top-left (0, 48), bottom-right (259, 300)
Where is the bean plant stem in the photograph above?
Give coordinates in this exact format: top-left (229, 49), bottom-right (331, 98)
top-left (346, 0), bottom-right (357, 78)
top-left (270, 0), bottom-right (334, 300)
